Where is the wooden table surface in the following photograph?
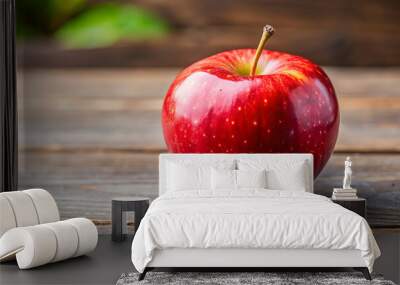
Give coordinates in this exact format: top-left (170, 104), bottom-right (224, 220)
top-left (17, 68), bottom-right (400, 230)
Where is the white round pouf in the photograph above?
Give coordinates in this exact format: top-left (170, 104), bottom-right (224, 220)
top-left (0, 196), bottom-right (17, 237)
top-left (1, 191), bottom-right (39, 227)
top-left (43, 221), bottom-right (79, 262)
top-left (65, 218), bottom-right (98, 257)
top-left (0, 226), bottom-right (57, 269)
top-left (23, 189), bottom-right (60, 224)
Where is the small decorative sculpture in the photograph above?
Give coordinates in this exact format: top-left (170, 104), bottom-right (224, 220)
top-left (343, 156), bottom-right (352, 189)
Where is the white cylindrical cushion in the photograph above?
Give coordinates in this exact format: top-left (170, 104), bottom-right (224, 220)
top-left (65, 218), bottom-right (98, 257)
top-left (0, 218), bottom-right (97, 269)
top-left (1, 192), bottom-right (39, 227)
top-left (0, 196), bottom-right (17, 237)
top-left (43, 221), bottom-right (79, 262)
top-left (0, 226), bottom-right (57, 269)
top-left (23, 189), bottom-right (60, 223)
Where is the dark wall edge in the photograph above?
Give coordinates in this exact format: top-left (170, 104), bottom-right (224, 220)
top-left (0, 0), bottom-right (18, 192)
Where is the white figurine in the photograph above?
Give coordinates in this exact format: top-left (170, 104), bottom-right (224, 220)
top-left (343, 156), bottom-right (352, 189)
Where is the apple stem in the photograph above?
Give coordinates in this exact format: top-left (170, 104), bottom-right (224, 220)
top-left (250, 25), bottom-right (275, 76)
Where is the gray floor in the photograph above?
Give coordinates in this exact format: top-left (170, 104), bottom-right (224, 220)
top-left (1, 233), bottom-right (399, 285)
top-left (0, 235), bottom-right (134, 285)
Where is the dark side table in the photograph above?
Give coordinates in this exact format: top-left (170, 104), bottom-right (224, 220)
top-left (331, 198), bottom-right (366, 218)
top-left (112, 197), bottom-right (150, 242)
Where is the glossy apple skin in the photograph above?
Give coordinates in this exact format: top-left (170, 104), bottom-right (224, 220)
top-left (162, 49), bottom-right (339, 176)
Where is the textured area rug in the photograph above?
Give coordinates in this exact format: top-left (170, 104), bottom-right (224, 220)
top-left (116, 272), bottom-right (395, 285)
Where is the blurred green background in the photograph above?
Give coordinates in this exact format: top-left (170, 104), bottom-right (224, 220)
top-left (17, 0), bottom-right (169, 48)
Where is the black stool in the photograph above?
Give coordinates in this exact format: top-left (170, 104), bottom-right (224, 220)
top-left (112, 197), bottom-right (150, 242)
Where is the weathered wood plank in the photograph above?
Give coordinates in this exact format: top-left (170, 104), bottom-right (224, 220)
top-left (135, 0), bottom-right (400, 30)
top-left (19, 27), bottom-right (400, 67)
top-left (19, 68), bottom-right (400, 152)
top-left (18, 151), bottom-right (400, 228)
top-left (19, 152), bottom-right (159, 221)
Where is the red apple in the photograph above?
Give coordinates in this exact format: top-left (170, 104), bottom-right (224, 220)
top-left (162, 26), bottom-right (339, 176)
